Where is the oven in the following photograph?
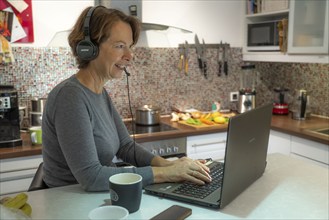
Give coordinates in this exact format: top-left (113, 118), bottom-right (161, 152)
top-left (123, 120), bottom-right (187, 159)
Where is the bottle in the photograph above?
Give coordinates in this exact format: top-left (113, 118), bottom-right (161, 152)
top-left (211, 101), bottom-right (221, 112)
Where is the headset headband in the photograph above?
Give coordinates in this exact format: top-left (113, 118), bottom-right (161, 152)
top-left (83, 6), bottom-right (104, 40)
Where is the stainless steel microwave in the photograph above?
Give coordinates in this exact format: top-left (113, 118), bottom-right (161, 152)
top-left (247, 21), bottom-right (280, 51)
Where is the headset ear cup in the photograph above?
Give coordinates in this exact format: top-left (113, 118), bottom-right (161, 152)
top-left (76, 40), bottom-right (99, 61)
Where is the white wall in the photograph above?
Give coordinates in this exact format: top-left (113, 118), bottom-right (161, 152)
top-left (12, 0), bottom-right (244, 47)
top-left (142, 0), bottom-right (244, 47)
top-left (13, 0), bottom-right (94, 47)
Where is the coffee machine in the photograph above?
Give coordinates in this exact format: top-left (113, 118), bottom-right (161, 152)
top-left (0, 85), bottom-right (22, 148)
top-left (238, 64), bottom-right (256, 113)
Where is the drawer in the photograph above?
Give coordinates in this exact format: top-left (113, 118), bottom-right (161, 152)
top-left (291, 136), bottom-right (329, 165)
top-left (0, 155), bottom-right (42, 173)
top-left (187, 132), bottom-right (227, 161)
top-left (0, 177), bottom-right (34, 196)
top-left (0, 168), bottom-right (37, 182)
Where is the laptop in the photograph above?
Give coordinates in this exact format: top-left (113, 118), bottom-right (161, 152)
top-left (144, 103), bottom-right (273, 209)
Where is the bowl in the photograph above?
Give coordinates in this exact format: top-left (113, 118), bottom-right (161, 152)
top-left (88, 206), bottom-right (129, 220)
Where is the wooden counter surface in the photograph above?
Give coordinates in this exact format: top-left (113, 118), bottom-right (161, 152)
top-left (1, 114), bottom-right (328, 160)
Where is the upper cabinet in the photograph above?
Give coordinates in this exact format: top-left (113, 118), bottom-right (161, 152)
top-left (243, 0), bottom-right (329, 63)
top-left (288, 0), bottom-right (329, 54)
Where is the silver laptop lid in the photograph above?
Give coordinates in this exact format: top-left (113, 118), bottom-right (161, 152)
top-left (220, 103), bottom-right (273, 208)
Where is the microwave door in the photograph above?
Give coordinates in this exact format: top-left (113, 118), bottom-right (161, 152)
top-left (247, 22), bottom-right (280, 51)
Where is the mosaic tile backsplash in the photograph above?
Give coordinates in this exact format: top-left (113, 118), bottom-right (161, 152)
top-left (1, 47), bottom-right (328, 126)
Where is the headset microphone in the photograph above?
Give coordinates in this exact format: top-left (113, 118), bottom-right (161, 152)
top-left (124, 67), bottom-right (137, 166)
top-left (124, 67), bottom-right (131, 76)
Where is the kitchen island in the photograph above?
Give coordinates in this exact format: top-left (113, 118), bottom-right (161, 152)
top-left (1, 154), bottom-right (328, 219)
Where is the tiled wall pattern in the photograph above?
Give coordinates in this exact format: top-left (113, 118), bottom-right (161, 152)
top-left (1, 47), bottom-right (328, 125)
top-left (256, 62), bottom-right (329, 117)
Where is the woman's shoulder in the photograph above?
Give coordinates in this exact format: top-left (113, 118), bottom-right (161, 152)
top-left (53, 74), bottom-right (84, 90)
top-left (48, 75), bottom-right (86, 100)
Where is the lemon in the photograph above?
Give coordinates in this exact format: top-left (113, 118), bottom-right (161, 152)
top-left (214, 116), bottom-right (226, 124)
top-left (211, 112), bottom-right (221, 118)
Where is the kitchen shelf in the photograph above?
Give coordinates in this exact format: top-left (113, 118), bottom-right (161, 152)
top-left (178, 43), bottom-right (230, 49)
top-left (243, 52), bottom-right (329, 63)
top-left (246, 9), bottom-right (289, 18)
top-left (243, 0), bottom-right (329, 62)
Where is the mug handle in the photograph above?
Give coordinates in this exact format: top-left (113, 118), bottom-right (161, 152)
top-left (31, 132), bottom-right (37, 143)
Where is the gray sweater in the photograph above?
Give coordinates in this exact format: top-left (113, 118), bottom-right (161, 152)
top-left (42, 75), bottom-right (155, 191)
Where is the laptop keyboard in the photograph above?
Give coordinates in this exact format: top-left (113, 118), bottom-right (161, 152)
top-left (172, 162), bottom-right (224, 199)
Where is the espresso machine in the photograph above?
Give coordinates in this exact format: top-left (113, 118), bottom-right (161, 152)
top-left (238, 64), bottom-right (256, 113)
top-left (0, 85), bottom-right (22, 148)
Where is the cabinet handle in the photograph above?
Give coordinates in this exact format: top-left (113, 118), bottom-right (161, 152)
top-left (191, 140), bottom-right (226, 148)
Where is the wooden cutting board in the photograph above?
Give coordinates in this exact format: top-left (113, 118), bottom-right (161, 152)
top-left (178, 120), bottom-right (227, 130)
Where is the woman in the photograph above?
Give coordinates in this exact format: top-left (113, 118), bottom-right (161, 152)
top-left (42, 6), bottom-right (211, 192)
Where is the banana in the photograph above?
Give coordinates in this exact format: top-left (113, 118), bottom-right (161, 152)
top-left (20, 202), bottom-right (32, 217)
top-left (0, 196), bottom-right (11, 204)
top-left (3, 193), bottom-right (28, 209)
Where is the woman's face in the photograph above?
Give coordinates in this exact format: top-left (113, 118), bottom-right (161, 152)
top-left (95, 21), bottom-right (134, 80)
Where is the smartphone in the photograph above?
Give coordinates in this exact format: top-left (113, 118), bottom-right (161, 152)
top-left (150, 205), bottom-right (192, 220)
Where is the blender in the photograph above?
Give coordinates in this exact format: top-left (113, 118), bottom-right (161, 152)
top-left (272, 88), bottom-right (289, 115)
top-left (238, 64), bottom-right (256, 113)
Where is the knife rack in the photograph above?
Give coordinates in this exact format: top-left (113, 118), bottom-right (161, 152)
top-left (178, 43), bottom-right (230, 49)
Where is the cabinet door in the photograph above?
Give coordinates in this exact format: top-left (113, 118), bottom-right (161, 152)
top-left (288, 0), bottom-right (329, 54)
top-left (0, 155), bottom-right (43, 195)
top-left (268, 130), bottom-right (291, 155)
top-left (290, 136), bottom-right (329, 167)
top-left (187, 133), bottom-right (227, 161)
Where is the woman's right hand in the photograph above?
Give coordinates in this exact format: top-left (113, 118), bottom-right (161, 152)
top-left (152, 157), bottom-right (212, 185)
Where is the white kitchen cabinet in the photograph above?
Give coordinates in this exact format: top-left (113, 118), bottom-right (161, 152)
top-left (187, 132), bottom-right (227, 161)
top-left (243, 0), bottom-right (329, 63)
top-left (268, 130), bottom-right (328, 168)
top-left (288, 0), bottom-right (329, 54)
top-left (290, 136), bottom-right (329, 168)
top-left (268, 130), bottom-right (291, 155)
top-left (0, 155), bottom-right (43, 195)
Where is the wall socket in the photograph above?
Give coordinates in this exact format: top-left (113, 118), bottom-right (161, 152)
top-left (230, 92), bottom-right (239, 102)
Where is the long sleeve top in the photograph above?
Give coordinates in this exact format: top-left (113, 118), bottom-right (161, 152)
top-left (42, 75), bottom-right (155, 191)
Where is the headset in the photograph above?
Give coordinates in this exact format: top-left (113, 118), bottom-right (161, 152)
top-left (76, 6), bottom-right (104, 61)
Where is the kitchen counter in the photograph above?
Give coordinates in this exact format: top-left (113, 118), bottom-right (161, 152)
top-left (0, 114), bottom-right (328, 160)
top-left (1, 154), bottom-right (328, 219)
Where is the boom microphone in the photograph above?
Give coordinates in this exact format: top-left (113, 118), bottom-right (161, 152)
top-left (124, 66), bottom-right (137, 166)
top-left (124, 67), bottom-right (131, 76)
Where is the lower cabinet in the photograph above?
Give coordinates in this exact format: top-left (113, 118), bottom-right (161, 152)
top-left (0, 155), bottom-right (43, 196)
top-left (268, 130), bottom-right (291, 155)
top-left (187, 132), bottom-right (227, 161)
top-left (269, 130), bottom-right (328, 168)
top-left (187, 130), bottom-right (328, 168)
top-left (290, 136), bottom-right (329, 168)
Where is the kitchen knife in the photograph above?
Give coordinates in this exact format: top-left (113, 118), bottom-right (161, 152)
top-left (223, 45), bottom-right (228, 76)
top-left (194, 34), bottom-right (204, 73)
top-left (178, 46), bottom-right (184, 73)
top-left (217, 42), bottom-right (223, 76)
top-left (202, 39), bottom-right (207, 79)
top-left (184, 41), bottom-right (189, 75)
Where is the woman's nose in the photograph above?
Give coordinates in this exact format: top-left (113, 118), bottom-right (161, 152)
top-left (124, 48), bottom-right (133, 61)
